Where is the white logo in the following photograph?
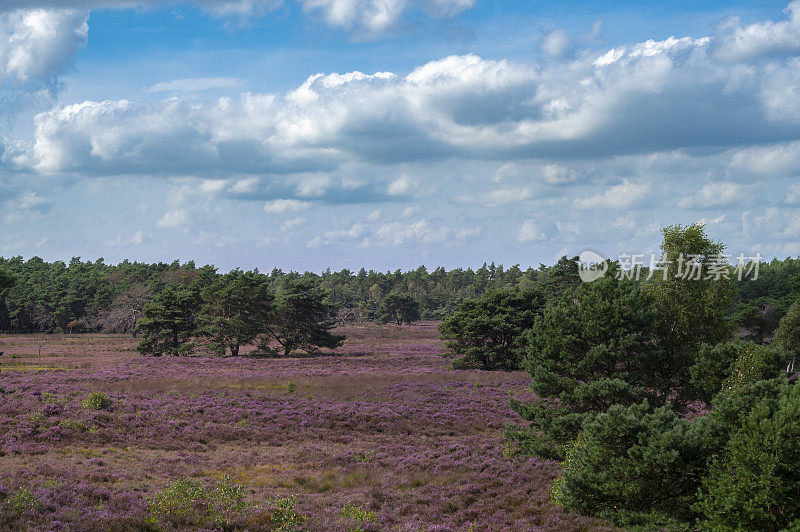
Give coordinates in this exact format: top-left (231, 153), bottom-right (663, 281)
top-left (578, 250), bottom-right (608, 283)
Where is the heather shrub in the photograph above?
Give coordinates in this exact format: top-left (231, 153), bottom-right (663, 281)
top-left (338, 502), bottom-right (378, 531)
top-left (83, 391), bottom-right (113, 411)
top-left (694, 382), bottom-right (800, 531)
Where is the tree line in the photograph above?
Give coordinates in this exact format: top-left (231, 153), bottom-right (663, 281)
top-left (440, 224), bottom-right (800, 529)
top-left (1, 253), bottom-right (798, 338)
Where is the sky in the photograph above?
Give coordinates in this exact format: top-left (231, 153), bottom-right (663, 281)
top-left (1, 1), bottom-right (800, 272)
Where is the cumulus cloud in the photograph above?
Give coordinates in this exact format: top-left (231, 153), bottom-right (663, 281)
top-left (0, 0), bottom-right (474, 34)
top-left (0, 8), bottom-right (88, 91)
top-left (299, 0), bottom-right (475, 38)
top-left (157, 209), bottom-right (189, 228)
top-left (517, 219), bottom-right (552, 243)
top-left (20, 16), bottom-right (800, 180)
top-left (264, 198), bottom-right (312, 213)
top-left (574, 180), bottom-right (650, 210)
top-left (540, 29), bottom-right (571, 58)
top-left (457, 186), bottom-right (534, 207)
top-left (386, 174), bottom-right (416, 196)
top-left (713, 1), bottom-right (800, 62)
top-left (677, 182), bottom-right (749, 209)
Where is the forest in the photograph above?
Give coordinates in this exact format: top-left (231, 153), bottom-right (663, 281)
top-left (1, 250), bottom-right (797, 342)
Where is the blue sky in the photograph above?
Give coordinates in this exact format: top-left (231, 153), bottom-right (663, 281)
top-left (1, 0), bottom-right (799, 271)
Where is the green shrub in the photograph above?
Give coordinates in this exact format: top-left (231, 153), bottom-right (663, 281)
top-left (254, 495), bottom-right (305, 531)
top-left (338, 502), bottom-right (377, 532)
top-left (82, 392), bottom-right (113, 411)
top-left (147, 476), bottom-right (254, 529)
top-left (286, 381), bottom-right (296, 394)
top-left (2, 487), bottom-right (43, 518)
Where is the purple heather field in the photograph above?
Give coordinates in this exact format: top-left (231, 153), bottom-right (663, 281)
top-left (0, 323), bottom-right (610, 531)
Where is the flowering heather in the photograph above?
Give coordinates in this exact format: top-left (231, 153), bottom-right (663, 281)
top-left (0, 323), bottom-right (610, 530)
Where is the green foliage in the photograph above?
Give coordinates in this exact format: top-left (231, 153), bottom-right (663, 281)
top-left (690, 341), bottom-right (792, 403)
top-left (509, 276), bottom-right (657, 457)
top-left (263, 495), bottom-right (305, 532)
top-left (642, 223), bottom-right (735, 408)
top-left (376, 290), bottom-right (420, 325)
top-left (258, 278), bottom-right (344, 357)
top-left (774, 298), bottom-right (800, 358)
top-left (197, 269), bottom-right (274, 356)
top-left (552, 402), bottom-right (704, 529)
top-left (695, 383), bottom-right (800, 531)
top-left (733, 297), bottom-right (780, 343)
top-left (147, 476), bottom-right (252, 530)
top-left (136, 285), bottom-right (198, 356)
top-left (439, 286), bottom-right (545, 371)
top-left (0, 269), bottom-right (15, 291)
top-left (82, 391), bottom-right (113, 411)
top-left (286, 380), bottom-right (296, 394)
top-left (338, 502), bottom-right (378, 532)
top-left (1, 487), bottom-right (43, 519)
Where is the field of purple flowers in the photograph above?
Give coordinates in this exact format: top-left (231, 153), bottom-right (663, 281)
top-left (0, 323), bottom-right (610, 531)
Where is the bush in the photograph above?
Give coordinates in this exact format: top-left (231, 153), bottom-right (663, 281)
top-left (338, 502), bottom-right (377, 532)
top-left (1, 487), bottom-right (43, 519)
top-left (261, 495), bottom-right (306, 531)
top-left (694, 382), bottom-right (800, 531)
top-left (82, 392), bottom-right (113, 411)
top-left (147, 476), bottom-right (253, 529)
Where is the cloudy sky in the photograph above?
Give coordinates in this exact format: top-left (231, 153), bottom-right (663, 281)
top-left (1, 1), bottom-right (800, 271)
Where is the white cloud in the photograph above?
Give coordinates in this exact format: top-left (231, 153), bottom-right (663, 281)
top-left (387, 174), bottom-right (416, 196)
top-left (714, 1), bottom-right (800, 62)
top-left (728, 141), bottom-right (800, 177)
top-left (24, 24), bottom-right (800, 179)
top-left (200, 179), bottom-right (227, 194)
top-left (518, 219), bottom-right (552, 243)
top-left (457, 186), bottom-right (533, 207)
top-left (677, 182), bottom-right (748, 209)
top-left (147, 77), bottom-right (244, 93)
top-left (281, 216), bottom-right (308, 230)
top-left (574, 180), bottom-right (650, 209)
top-left (106, 230), bottom-right (145, 246)
top-left (787, 183), bottom-right (800, 204)
top-left (540, 29), bottom-right (571, 58)
top-left (299, 0), bottom-right (475, 38)
top-left (264, 198), bottom-right (312, 213)
top-left (156, 209), bottom-right (189, 228)
top-left (375, 219), bottom-right (451, 246)
top-left (0, 8), bottom-right (88, 89)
